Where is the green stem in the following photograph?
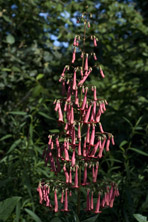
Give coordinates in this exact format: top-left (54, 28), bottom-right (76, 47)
top-left (76, 19), bottom-right (87, 217)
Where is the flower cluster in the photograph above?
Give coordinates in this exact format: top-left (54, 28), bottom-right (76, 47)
top-left (37, 12), bottom-right (119, 214)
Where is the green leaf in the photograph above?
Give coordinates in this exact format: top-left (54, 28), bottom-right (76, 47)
top-left (3, 15), bottom-right (12, 23)
top-left (1, 68), bottom-right (12, 72)
top-left (133, 214), bottom-right (148, 222)
top-left (50, 217), bottom-right (62, 222)
top-left (24, 209), bottom-right (42, 222)
top-left (122, 117), bottom-right (133, 127)
top-left (128, 148), bottom-right (148, 157)
top-left (7, 138), bottom-right (22, 154)
top-left (0, 134), bottom-right (12, 141)
top-left (6, 34), bottom-right (15, 44)
top-left (49, 129), bottom-right (60, 133)
top-left (16, 200), bottom-right (21, 222)
top-left (36, 74), bottom-right (44, 81)
top-left (81, 215), bottom-right (99, 222)
top-left (0, 196), bottom-right (21, 221)
top-left (38, 112), bottom-right (55, 120)
top-left (9, 111), bottom-right (27, 115)
top-left (120, 140), bottom-right (128, 147)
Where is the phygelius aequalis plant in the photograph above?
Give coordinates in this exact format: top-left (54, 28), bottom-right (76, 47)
top-left (37, 11), bottom-right (119, 215)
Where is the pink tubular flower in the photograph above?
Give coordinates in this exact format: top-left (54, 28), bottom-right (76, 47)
top-left (100, 67), bottom-right (105, 78)
top-left (101, 195), bottom-right (106, 208)
top-left (105, 191), bottom-right (110, 206)
top-left (73, 165), bottom-right (79, 188)
top-left (48, 135), bottom-right (52, 145)
top-left (73, 36), bottom-right (77, 46)
top-left (96, 108), bottom-right (101, 123)
top-left (86, 124), bottom-right (90, 143)
top-left (111, 136), bottom-right (115, 145)
top-left (71, 148), bottom-right (76, 167)
top-left (51, 141), bottom-right (54, 150)
top-left (99, 122), bottom-right (104, 133)
top-left (63, 164), bottom-right (69, 183)
top-left (72, 69), bottom-right (77, 90)
top-left (109, 191), bottom-right (115, 208)
top-left (102, 102), bottom-right (106, 112)
top-left (64, 139), bottom-right (69, 161)
top-left (81, 87), bottom-right (88, 110)
top-left (70, 106), bottom-right (74, 125)
top-left (78, 68), bottom-right (92, 86)
top-left (86, 189), bottom-right (90, 211)
top-left (61, 190), bottom-right (64, 203)
top-left (88, 22), bottom-right (90, 28)
top-left (37, 183), bottom-right (43, 204)
top-left (90, 191), bottom-right (94, 210)
top-left (78, 139), bottom-right (81, 156)
top-left (90, 139), bottom-right (100, 157)
top-left (54, 100), bottom-right (60, 112)
top-left (78, 122), bottom-right (81, 139)
top-left (64, 189), bottom-right (69, 211)
top-left (61, 65), bottom-right (67, 77)
top-left (84, 54), bottom-right (88, 71)
top-left (93, 36), bottom-right (97, 47)
top-left (80, 67), bottom-right (83, 77)
top-left (93, 53), bottom-right (97, 60)
top-left (106, 137), bottom-right (110, 152)
top-left (54, 189), bottom-right (58, 212)
top-left (69, 167), bottom-right (72, 184)
top-left (58, 102), bottom-right (63, 122)
top-left (90, 124), bottom-right (95, 146)
top-left (94, 193), bottom-right (102, 213)
top-left (90, 101), bottom-right (96, 122)
top-left (75, 88), bottom-right (79, 106)
top-left (83, 137), bottom-right (87, 157)
top-left (93, 86), bottom-right (97, 101)
top-left (84, 104), bottom-right (92, 123)
top-left (72, 47), bottom-right (76, 63)
top-left (64, 101), bottom-right (67, 112)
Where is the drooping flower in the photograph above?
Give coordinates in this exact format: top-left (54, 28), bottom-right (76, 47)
top-left (72, 69), bottom-right (77, 90)
top-left (90, 191), bottom-right (94, 210)
top-left (73, 165), bottom-right (79, 188)
top-left (72, 47), bottom-right (76, 63)
top-left (100, 66), bottom-right (105, 78)
top-left (90, 124), bottom-right (95, 146)
top-left (93, 36), bottom-right (97, 47)
top-left (54, 189), bottom-right (58, 212)
top-left (94, 192), bottom-right (102, 213)
top-left (37, 183), bottom-right (43, 204)
top-left (93, 53), bottom-right (97, 60)
top-left (84, 104), bottom-right (92, 123)
top-left (84, 54), bottom-right (88, 71)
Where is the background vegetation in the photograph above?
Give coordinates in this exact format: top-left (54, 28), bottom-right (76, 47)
top-left (0, 0), bottom-right (148, 221)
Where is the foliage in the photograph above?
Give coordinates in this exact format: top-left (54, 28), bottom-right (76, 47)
top-left (0, 0), bottom-right (148, 221)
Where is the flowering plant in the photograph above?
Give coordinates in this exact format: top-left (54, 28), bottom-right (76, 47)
top-left (37, 11), bottom-right (119, 215)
